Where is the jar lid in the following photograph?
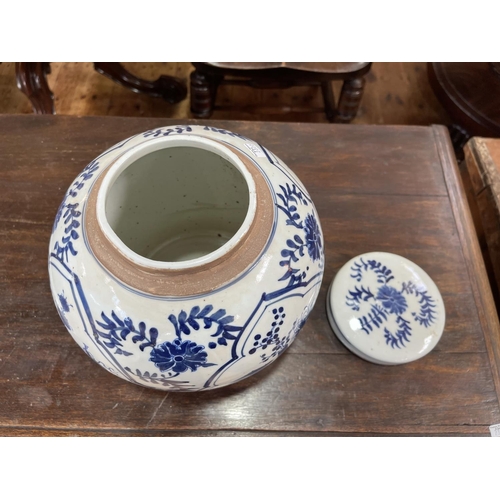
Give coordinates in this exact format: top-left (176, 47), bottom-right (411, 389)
top-left (327, 252), bottom-right (445, 365)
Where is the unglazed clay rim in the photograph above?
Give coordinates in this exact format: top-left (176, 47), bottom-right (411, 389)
top-left (96, 135), bottom-right (257, 270)
top-left (85, 137), bottom-right (275, 297)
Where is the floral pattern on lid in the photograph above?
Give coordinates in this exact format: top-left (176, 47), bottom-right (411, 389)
top-left (327, 252), bottom-right (446, 365)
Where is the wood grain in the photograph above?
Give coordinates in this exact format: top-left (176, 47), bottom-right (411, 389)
top-left (0, 116), bottom-right (498, 436)
top-left (433, 126), bottom-right (500, 403)
top-left (463, 138), bottom-right (500, 308)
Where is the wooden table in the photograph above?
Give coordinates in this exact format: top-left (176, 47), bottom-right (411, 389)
top-left (1, 116), bottom-right (500, 436)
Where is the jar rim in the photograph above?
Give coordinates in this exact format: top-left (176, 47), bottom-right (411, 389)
top-left (84, 133), bottom-right (275, 297)
top-left (96, 135), bottom-right (257, 270)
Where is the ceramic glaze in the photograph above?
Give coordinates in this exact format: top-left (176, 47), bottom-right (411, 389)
top-left (327, 252), bottom-right (445, 365)
top-left (49, 125), bottom-right (324, 391)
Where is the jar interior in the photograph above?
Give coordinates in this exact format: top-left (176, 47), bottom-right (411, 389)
top-left (105, 146), bottom-right (250, 262)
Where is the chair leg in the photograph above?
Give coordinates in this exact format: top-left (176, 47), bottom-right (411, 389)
top-left (448, 124), bottom-right (471, 161)
top-left (336, 77), bottom-right (365, 123)
top-left (15, 62), bottom-right (55, 114)
top-left (190, 70), bottom-right (219, 118)
top-left (321, 81), bottom-right (337, 122)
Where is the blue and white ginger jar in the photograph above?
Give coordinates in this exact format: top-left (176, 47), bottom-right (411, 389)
top-left (49, 125), bottom-right (325, 391)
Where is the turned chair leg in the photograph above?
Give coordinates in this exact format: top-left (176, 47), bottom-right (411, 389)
top-left (15, 62), bottom-right (55, 114)
top-left (190, 70), bottom-right (220, 118)
top-left (335, 77), bottom-right (365, 123)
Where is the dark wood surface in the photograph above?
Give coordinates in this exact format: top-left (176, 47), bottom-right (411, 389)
top-left (15, 62), bottom-right (55, 114)
top-left (428, 63), bottom-right (500, 154)
top-left (1, 115), bottom-right (499, 436)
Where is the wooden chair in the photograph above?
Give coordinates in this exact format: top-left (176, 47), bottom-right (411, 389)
top-left (190, 62), bottom-right (372, 123)
top-left (15, 62), bottom-right (187, 114)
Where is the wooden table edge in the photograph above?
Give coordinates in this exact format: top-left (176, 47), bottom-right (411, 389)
top-left (0, 424), bottom-right (492, 437)
top-left (432, 125), bottom-right (500, 405)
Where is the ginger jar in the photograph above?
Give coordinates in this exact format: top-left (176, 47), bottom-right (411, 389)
top-left (48, 125), bottom-right (324, 391)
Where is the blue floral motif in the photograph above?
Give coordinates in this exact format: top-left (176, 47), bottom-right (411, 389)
top-left (276, 181), bottom-right (323, 286)
top-left (52, 160), bottom-right (100, 261)
top-left (345, 285), bottom-right (374, 311)
top-left (248, 306), bottom-right (310, 363)
top-left (149, 339), bottom-right (215, 373)
top-left (249, 307), bottom-right (287, 356)
top-left (90, 303), bottom-right (242, 379)
top-left (401, 282), bottom-right (437, 327)
top-left (279, 235), bottom-right (307, 284)
top-left (53, 200), bottom-right (66, 234)
top-left (304, 213), bottom-right (322, 262)
top-left (75, 159), bottom-right (100, 186)
top-left (294, 308), bottom-right (310, 335)
top-left (53, 203), bottom-right (81, 262)
top-left (125, 367), bottom-right (195, 390)
top-left (276, 183), bottom-right (308, 229)
top-left (56, 291), bottom-right (73, 331)
top-left (261, 335), bottom-right (291, 363)
top-left (141, 125), bottom-right (249, 141)
top-left (143, 126), bottom-right (192, 138)
top-left (350, 257), bottom-right (394, 284)
top-left (345, 258), bottom-right (437, 349)
top-left (384, 316), bottom-right (412, 349)
top-left (95, 311), bottom-right (158, 355)
top-left (278, 213), bottom-right (323, 284)
top-left (201, 126), bottom-right (248, 140)
top-left (58, 291), bottom-right (71, 313)
top-left (168, 305), bottom-right (242, 349)
top-left (376, 285), bottom-right (408, 315)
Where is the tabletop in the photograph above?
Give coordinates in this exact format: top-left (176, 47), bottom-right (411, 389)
top-left (1, 115), bottom-right (500, 436)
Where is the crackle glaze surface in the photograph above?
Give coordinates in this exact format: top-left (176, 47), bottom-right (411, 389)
top-left (49, 125), bottom-right (324, 391)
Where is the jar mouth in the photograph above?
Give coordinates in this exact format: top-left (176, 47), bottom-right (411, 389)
top-left (96, 135), bottom-right (257, 270)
